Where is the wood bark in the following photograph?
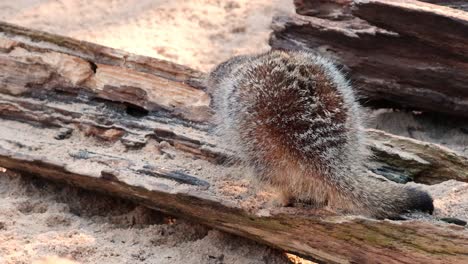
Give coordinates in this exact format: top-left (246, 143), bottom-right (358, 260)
top-left (0, 22), bottom-right (467, 263)
top-left (272, 0), bottom-right (468, 117)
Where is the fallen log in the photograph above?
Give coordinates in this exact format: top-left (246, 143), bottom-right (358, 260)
top-left (0, 22), bottom-right (467, 263)
top-left (420, 0), bottom-right (468, 11)
top-left (271, 0), bottom-right (468, 117)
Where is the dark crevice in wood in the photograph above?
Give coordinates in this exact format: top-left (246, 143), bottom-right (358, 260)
top-left (88, 60), bottom-right (98, 73)
top-left (125, 102), bottom-right (149, 118)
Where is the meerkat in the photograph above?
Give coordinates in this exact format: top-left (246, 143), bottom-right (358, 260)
top-left (207, 50), bottom-right (434, 219)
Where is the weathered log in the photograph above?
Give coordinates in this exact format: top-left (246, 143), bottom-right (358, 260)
top-left (294, 0), bottom-right (468, 16)
top-left (420, 0), bottom-right (468, 11)
top-left (271, 0), bottom-right (468, 117)
top-left (367, 129), bottom-right (468, 184)
top-left (1, 22), bottom-right (468, 263)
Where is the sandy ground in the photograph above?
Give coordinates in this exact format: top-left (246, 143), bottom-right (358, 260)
top-left (0, 1), bottom-right (467, 264)
top-left (0, 0), bottom-right (293, 72)
top-left (0, 172), bottom-right (291, 264)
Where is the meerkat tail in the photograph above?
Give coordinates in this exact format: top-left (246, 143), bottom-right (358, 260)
top-left (345, 175), bottom-right (434, 218)
top-left (207, 50), bottom-right (434, 219)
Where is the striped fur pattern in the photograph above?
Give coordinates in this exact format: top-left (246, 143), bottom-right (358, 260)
top-left (207, 50), bottom-right (433, 219)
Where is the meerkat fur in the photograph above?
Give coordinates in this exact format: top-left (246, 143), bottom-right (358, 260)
top-left (207, 50), bottom-right (433, 219)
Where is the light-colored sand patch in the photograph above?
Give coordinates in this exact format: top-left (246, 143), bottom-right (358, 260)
top-left (0, 0), bottom-right (294, 72)
top-left (0, 172), bottom-right (291, 264)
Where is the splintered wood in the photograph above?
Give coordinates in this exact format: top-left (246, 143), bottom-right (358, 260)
top-left (0, 18), bottom-right (467, 264)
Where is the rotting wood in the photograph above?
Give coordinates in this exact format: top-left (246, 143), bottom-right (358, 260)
top-left (0, 21), bottom-right (467, 263)
top-left (272, 0), bottom-right (468, 117)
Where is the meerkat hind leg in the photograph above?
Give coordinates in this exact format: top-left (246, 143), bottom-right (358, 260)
top-left (267, 187), bottom-right (328, 209)
top-left (267, 188), bottom-right (294, 207)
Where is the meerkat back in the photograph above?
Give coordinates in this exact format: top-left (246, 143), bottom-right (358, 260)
top-left (207, 50), bottom-right (433, 219)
